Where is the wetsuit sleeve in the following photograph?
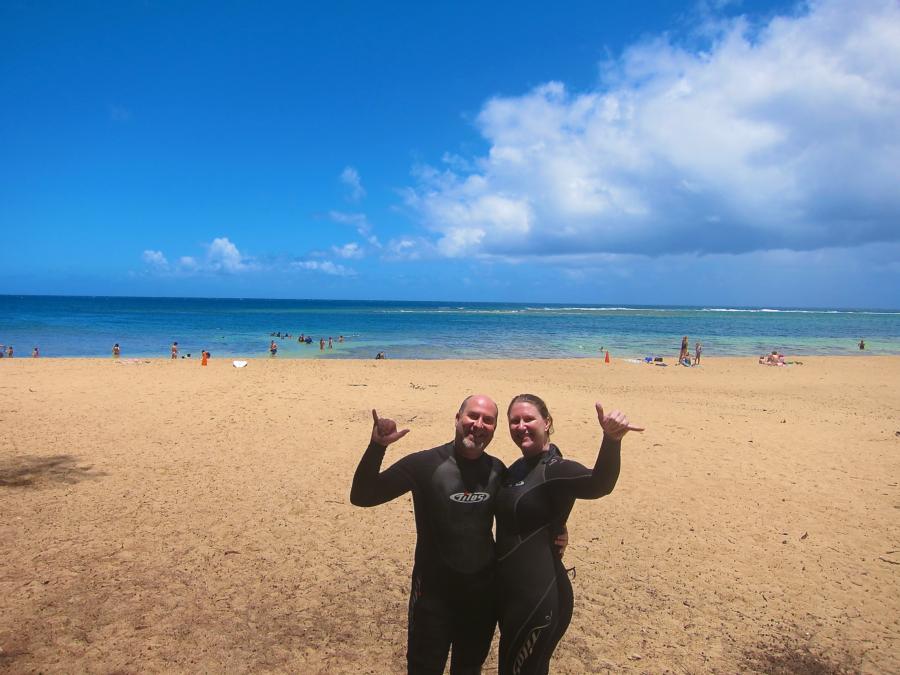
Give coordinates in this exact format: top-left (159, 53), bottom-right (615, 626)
top-left (350, 441), bottom-right (416, 506)
top-left (548, 437), bottom-right (621, 499)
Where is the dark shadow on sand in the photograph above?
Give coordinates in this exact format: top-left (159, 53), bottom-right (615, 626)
top-left (742, 632), bottom-right (862, 675)
top-left (0, 454), bottom-right (106, 488)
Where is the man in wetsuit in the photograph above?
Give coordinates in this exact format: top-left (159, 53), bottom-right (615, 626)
top-left (350, 395), bottom-right (503, 675)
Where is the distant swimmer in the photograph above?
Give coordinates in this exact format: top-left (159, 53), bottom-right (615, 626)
top-left (859, 338), bottom-right (865, 350)
top-left (270, 340), bottom-right (278, 357)
top-left (112, 343), bottom-right (121, 358)
top-left (339, 335), bottom-right (344, 343)
top-left (328, 336), bottom-right (333, 349)
top-left (320, 338), bottom-right (325, 351)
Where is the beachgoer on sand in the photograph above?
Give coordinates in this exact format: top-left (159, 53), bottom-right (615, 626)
top-left (351, 397), bottom-right (504, 672)
top-left (32, 346), bottom-right (39, 358)
top-left (171, 342), bottom-right (178, 359)
top-left (695, 342), bottom-right (702, 365)
top-left (497, 394), bottom-right (641, 674)
top-left (112, 343), bottom-right (121, 358)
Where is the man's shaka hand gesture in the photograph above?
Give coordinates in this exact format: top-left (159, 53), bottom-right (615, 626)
top-left (371, 409), bottom-right (410, 447)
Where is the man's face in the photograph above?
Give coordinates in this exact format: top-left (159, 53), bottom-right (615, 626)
top-left (454, 395), bottom-right (498, 459)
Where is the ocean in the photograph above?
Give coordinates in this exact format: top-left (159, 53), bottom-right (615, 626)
top-left (1, 295), bottom-right (898, 359)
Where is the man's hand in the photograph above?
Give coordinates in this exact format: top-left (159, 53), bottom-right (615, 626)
top-left (595, 402), bottom-right (644, 441)
top-left (371, 409), bottom-right (410, 447)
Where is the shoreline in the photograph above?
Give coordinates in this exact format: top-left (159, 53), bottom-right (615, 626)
top-left (0, 352), bottom-right (892, 362)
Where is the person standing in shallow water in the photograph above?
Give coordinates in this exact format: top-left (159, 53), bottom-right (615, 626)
top-left (679, 335), bottom-right (689, 362)
top-left (495, 394), bottom-right (642, 675)
top-left (859, 338), bottom-right (865, 350)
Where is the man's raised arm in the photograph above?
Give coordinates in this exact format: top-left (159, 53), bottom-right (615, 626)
top-left (350, 410), bottom-right (413, 507)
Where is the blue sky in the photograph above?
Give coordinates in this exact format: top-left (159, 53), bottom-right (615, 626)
top-left (2, 0), bottom-right (899, 308)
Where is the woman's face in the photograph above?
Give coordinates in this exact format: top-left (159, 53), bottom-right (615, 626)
top-left (508, 401), bottom-right (551, 456)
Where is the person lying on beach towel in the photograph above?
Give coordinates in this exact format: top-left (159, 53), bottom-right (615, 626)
top-left (759, 352), bottom-right (786, 366)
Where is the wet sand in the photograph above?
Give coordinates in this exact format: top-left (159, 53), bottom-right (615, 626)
top-left (1, 356), bottom-right (898, 673)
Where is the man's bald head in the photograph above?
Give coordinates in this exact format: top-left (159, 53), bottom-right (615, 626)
top-left (454, 394), bottom-right (498, 459)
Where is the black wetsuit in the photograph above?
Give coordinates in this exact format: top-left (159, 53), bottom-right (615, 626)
top-left (495, 440), bottom-right (621, 675)
top-left (351, 441), bottom-right (506, 675)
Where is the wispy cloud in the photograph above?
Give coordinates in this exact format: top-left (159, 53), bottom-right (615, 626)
top-left (407, 0), bottom-right (900, 259)
top-left (340, 166), bottom-right (366, 201)
top-left (332, 242), bottom-right (364, 259)
top-left (142, 249), bottom-right (168, 267)
top-left (291, 260), bottom-right (355, 276)
top-left (329, 210), bottom-right (381, 247)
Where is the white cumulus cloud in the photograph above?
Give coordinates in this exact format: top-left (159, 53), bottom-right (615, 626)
top-left (206, 237), bottom-right (250, 272)
top-left (407, 0), bottom-right (900, 259)
top-left (141, 237), bottom-right (254, 275)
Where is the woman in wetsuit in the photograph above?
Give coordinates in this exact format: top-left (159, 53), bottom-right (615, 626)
top-left (495, 394), bottom-right (642, 675)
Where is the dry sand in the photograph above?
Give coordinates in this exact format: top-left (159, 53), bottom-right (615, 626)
top-left (1, 356), bottom-right (898, 673)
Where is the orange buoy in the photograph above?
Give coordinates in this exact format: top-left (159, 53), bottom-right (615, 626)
top-left (604, 350), bottom-right (610, 364)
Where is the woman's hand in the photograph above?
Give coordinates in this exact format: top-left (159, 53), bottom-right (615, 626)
top-left (555, 525), bottom-right (569, 558)
top-left (595, 402), bottom-right (644, 441)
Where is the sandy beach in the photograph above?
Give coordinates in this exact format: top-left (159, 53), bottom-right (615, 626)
top-left (1, 356), bottom-right (898, 673)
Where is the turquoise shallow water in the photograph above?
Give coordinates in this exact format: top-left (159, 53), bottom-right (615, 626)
top-left (1, 296), bottom-right (898, 359)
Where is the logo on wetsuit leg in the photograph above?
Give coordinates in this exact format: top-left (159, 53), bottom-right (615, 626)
top-left (449, 491), bottom-right (490, 503)
top-left (513, 612), bottom-right (553, 675)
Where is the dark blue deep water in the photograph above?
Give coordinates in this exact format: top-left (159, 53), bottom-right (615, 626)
top-left (1, 296), bottom-right (898, 359)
